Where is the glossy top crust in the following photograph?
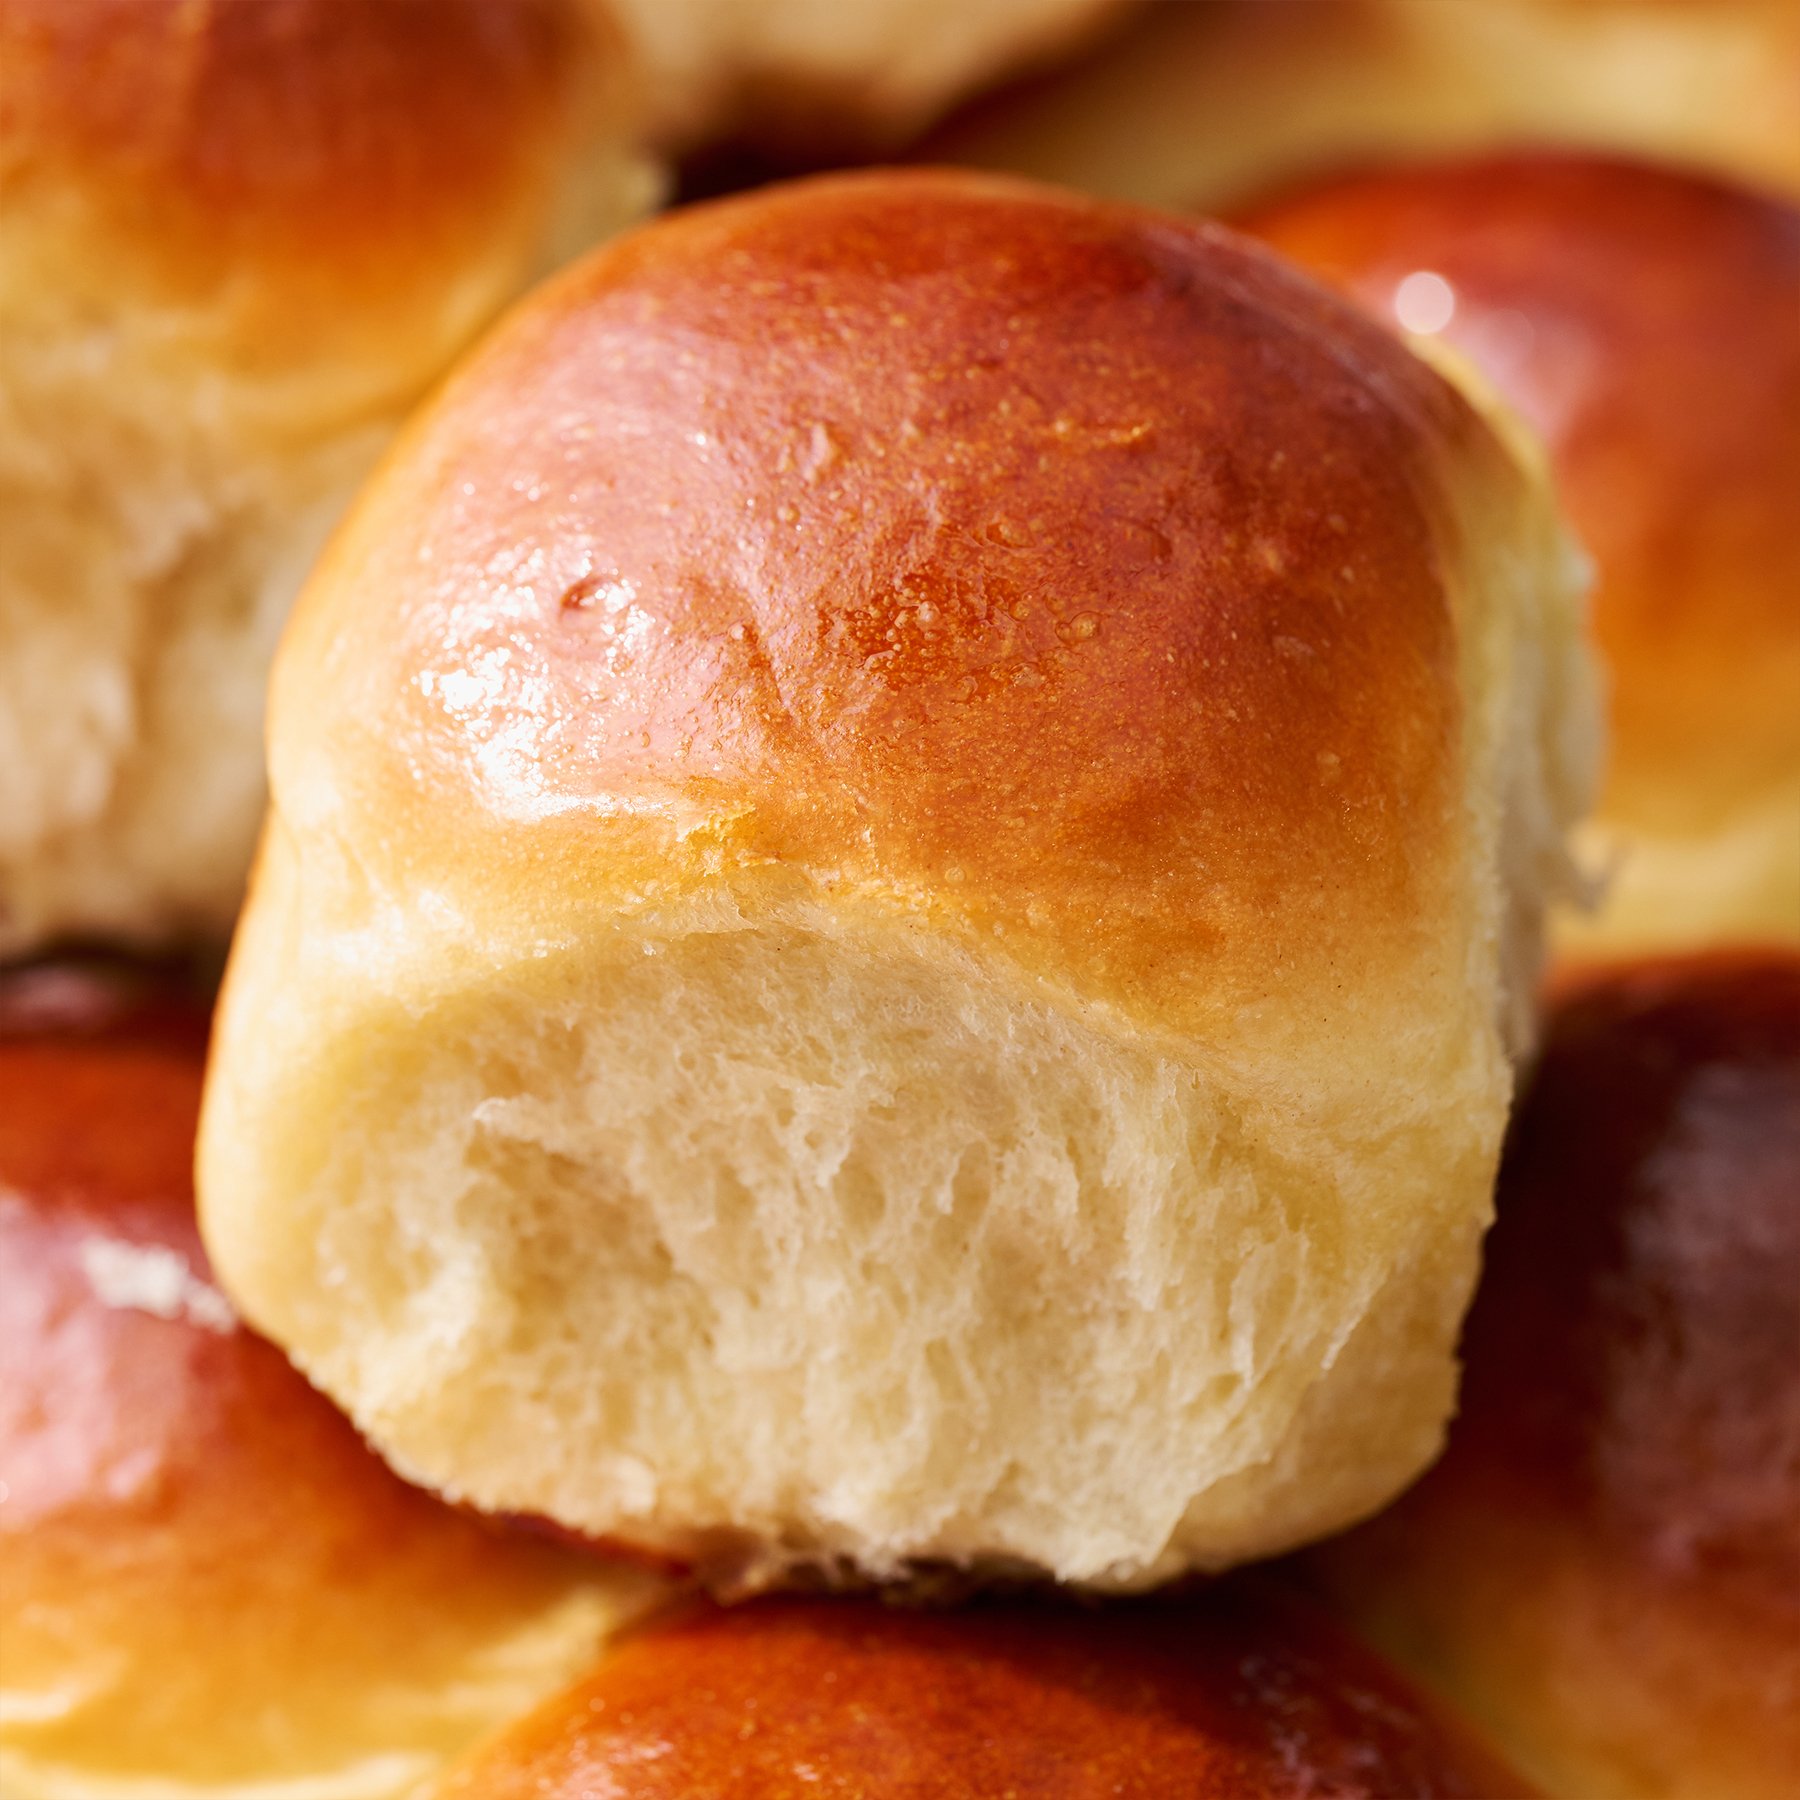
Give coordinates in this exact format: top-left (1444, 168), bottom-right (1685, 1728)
top-left (0, 0), bottom-right (599, 277)
top-left (440, 1587), bottom-right (1532, 1797)
top-left (285, 170), bottom-right (1501, 1025)
top-left (1240, 152), bottom-right (1800, 830)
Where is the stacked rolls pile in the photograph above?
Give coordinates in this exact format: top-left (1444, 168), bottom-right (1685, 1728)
top-left (2, 6), bottom-right (1793, 1796)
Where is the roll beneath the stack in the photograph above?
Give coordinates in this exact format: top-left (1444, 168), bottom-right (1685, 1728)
top-left (435, 1585), bottom-right (1536, 1797)
top-left (0, 965), bottom-right (665, 1800)
top-left (1306, 952), bottom-right (1800, 1800)
top-left (199, 170), bottom-right (1598, 1593)
top-left (1242, 151), bottom-right (1800, 955)
top-left (0, 0), bottom-right (656, 955)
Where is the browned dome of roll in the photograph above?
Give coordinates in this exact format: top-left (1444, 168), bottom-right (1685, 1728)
top-left (0, 0), bottom-right (605, 295)
top-left (1307, 951), bottom-right (1800, 1800)
top-left (437, 1585), bottom-right (1534, 1797)
top-left (277, 166), bottom-right (1506, 1027)
top-left (0, 966), bottom-right (659, 1796)
top-left (1241, 151), bottom-right (1800, 948)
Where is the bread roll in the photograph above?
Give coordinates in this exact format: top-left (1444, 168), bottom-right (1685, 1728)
top-left (1306, 952), bottom-right (1800, 1800)
top-left (0, 965), bottom-right (666, 1800)
top-left (607, 0), bottom-right (1130, 150)
top-left (198, 170), bottom-right (1597, 1592)
top-left (924, 0), bottom-right (1800, 211)
top-left (0, 0), bottom-right (657, 956)
top-left (1242, 151), bottom-right (1800, 955)
top-left (437, 1584), bottom-right (1534, 1797)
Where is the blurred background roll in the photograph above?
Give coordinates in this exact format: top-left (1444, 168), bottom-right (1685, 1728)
top-left (608, 0), bottom-right (1133, 151)
top-left (1303, 952), bottom-right (1800, 1800)
top-left (1240, 152), bottom-right (1800, 955)
top-left (924, 0), bottom-right (1800, 209)
top-left (0, 0), bottom-right (656, 955)
top-left (436, 1584), bottom-right (1533, 1797)
top-left (0, 962), bottom-right (665, 1799)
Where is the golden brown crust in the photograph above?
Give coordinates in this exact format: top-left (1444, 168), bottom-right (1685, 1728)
top-left (0, 0), bottom-right (597, 282)
top-left (1240, 152), bottom-right (1800, 837)
top-left (1308, 952), bottom-right (1800, 1800)
top-left (276, 168), bottom-right (1513, 1032)
top-left (0, 967), bottom-right (651, 1790)
top-left (439, 1584), bottom-right (1534, 1797)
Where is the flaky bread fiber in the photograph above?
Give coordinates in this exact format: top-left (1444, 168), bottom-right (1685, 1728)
top-left (0, 967), bottom-right (667, 1800)
top-left (0, 0), bottom-right (656, 954)
top-left (1306, 953), bottom-right (1800, 1800)
top-left (435, 1585), bottom-right (1535, 1797)
top-left (200, 171), bottom-right (1597, 1592)
top-left (1243, 152), bottom-right (1800, 956)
